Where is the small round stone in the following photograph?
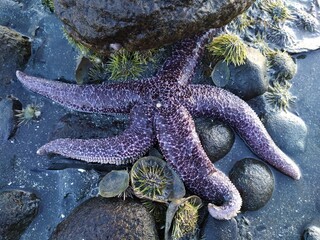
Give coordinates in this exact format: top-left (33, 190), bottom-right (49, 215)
top-left (263, 111), bottom-right (308, 155)
top-left (195, 118), bottom-right (235, 162)
top-left (229, 158), bottom-right (275, 211)
top-left (220, 47), bottom-right (268, 100)
top-left (303, 225), bottom-right (320, 240)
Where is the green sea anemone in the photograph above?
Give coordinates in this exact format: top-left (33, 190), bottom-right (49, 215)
top-left (265, 82), bottom-right (296, 111)
top-left (106, 50), bottom-right (146, 80)
top-left (261, 0), bottom-right (291, 23)
top-left (207, 33), bottom-right (248, 66)
top-left (267, 50), bottom-right (297, 81)
top-left (15, 103), bottom-right (41, 125)
top-left (166, 196), bottom-right (202, 240)
top-left (293, 10), bottom-right (318, 32)
top-left (252, 34), bottom-right (273, 56)
top-left (130, 156), bottom-right (185, 203)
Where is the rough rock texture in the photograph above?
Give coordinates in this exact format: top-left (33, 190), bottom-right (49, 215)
top-left (53, 0), bottom-right (254, 54)
top-left (50, 197), bottom-right (159, 240)
top-left (0, 190), bottom-right (40, 240)
top-left (195, 118), bottom-right (235, 162)
top-left (0, 96), bottom-right (22, 141)
top-left (229, 158), bottom-right (274, 211)
top-left (0, 25), bottom-right (31, 85)
top-left (222, 47), bottom-right (268, 100)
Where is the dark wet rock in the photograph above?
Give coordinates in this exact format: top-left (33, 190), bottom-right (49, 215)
top-left (49, 113), bottom-right (129, 140)
top-left (195, 118), bottom-right (235, 162)
top-left (229, 158), bottom-right (274, 211)
top-left (303, 219), bottom-right (320, 240)
top-left (247, 95), bottom-right (268, 117)
top-left (219, 47), bottom-right (268, 100)
top-left (0, 96), bottom-right (22, 141)
top-left (201, 216), bottom-right (238, 240)
top-left (0, 190), bottom-right (40, 240)
top-left (0, 25), bottom-right (31, 85)
top-left (50, 197), bottom-right (158, 240)
top-left (262, 111), bottom-right (308, 155)
top-left (53, 0), bottom-right (254, 55)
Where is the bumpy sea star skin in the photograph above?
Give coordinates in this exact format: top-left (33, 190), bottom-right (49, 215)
top-left (16, 28), bottom-right (301, 220)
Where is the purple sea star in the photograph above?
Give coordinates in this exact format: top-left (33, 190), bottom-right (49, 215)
top-left (16, 28), bottom-right (301, 220)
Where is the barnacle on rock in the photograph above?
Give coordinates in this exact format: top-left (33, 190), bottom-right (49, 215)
top-left (261, 0), bottom-right (291, 23)
top-left (15, 103), bottom-right (41, 125)
top-left (207, 33), bottom-right (248, 66)
top-left (265, 82), bottom-right (296, 111)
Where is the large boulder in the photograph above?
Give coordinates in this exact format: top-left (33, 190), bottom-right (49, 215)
top-left (53, 0), bottom-right (254, 54)
top-left (50, 197), bottom-right (159, 240)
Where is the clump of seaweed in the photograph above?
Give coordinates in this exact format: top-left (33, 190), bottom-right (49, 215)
top-left (207, 33), bottom-right (248, 66)
top-left (293, 10), bottom-right (318, 33)
top-left (265, 82), bottom-right (296, 111)
top-left (15, 103), bottom-right (41, 125)
top-left (62, 27), bottom-right (101, 63)
top-left (267, 50), bottom-right (297, 81)
top-left (261, 0), bottom-right (291, 23)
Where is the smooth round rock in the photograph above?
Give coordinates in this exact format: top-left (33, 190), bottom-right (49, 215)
top-left (0, 190), bottom-right (40, 240)
top-left (220, 47), bottom-right (268, 100)
top-left (0, 25), bottom-right (31, 85)
top-left (229, 158), bottom-right (274, 211)
top-left (53, 0), bottom-right (254, 54)
top-left (50, 197), bottom-right (159, 240)
top-left (195, 118), bottom-right (235, 162)
top-left (263, 111), bottom-right (308, 155)
top-left (201, 216), bottom-right (238, 240)
top-left (303, 224), bottom-right (320, 240)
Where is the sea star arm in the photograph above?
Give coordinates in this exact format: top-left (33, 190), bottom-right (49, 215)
top-left (37, 105), bottom-right (155, 165)
top-left (156, 28), bottom-right (223, 85)
top-left (186, 84), bottom-right (301, 180)
top-left (16, 71), bottom-right (143, 114)
top-left (155, 105), bottom-right (242, 220)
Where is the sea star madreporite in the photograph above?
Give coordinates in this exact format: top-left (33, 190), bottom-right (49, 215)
top-left (16, 28), bottom-right (301, 220)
